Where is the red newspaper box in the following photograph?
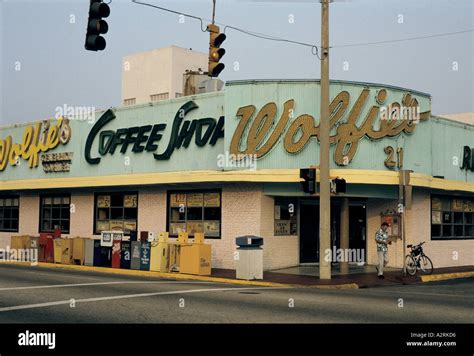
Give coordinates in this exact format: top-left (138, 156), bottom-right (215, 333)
top-left (111, 233), bottom-right (123, 269)
top-left (39, 233), bottom-right (54, 263)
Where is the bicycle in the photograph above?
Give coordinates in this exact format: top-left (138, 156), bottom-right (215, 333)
top-left (405, 241), bottom-right (434, 276)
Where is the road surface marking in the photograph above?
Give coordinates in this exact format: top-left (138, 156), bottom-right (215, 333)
top-left (0, 286), bottom-right (290, 312)
top-left (0, 280), bottom-right (221, 291)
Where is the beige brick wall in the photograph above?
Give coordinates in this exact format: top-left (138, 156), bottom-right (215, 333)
top-left (69, 193), bottom-right (94, 238)
top-left (137, 188), bottom-right (167, 234)
top-left (0, 194), bottom-right (39, 249)
top-left (3, 185), bottom-right (470, 271)
top-left (367, 197), bottom-right (403, 268)
top-left (368, 189), bottom-right (474, 269)
top-left (406, 189), bottom-right (474, 268)
top-left (260, 194), bottom-right (299, 270)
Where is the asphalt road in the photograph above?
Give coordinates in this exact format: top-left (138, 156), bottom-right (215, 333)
top-left (0, 263), bottom-right (472, 323)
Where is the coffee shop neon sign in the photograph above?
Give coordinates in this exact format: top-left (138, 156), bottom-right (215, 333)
top-left (230, 88), bottom-right (430, 165)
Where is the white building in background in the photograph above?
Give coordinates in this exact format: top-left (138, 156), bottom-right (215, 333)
top-left (121, 46), bottom-right (208, 106)
top-left (439, 112), bottom-right (474, 125)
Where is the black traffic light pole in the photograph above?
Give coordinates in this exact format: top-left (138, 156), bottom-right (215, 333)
top-left (85, 0), bottom-right (111, 51)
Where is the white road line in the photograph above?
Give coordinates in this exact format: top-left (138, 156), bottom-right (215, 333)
top-left (0, 270), bottom-right (102, 281)
top-left (358, 289), bottom-right (472, 299)
top-left (0, 280), bottom-right (220, 291)
top-left (0, 286), bottom-right (288, 312)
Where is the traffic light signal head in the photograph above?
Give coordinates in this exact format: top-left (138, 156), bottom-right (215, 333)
top-left (331, 178), bottom-right (346, 194)
top-left (207, 24), bottom-right (226, 77)
top-left (300, 168), bottom-right (316, 194)
top-left (85, 0), bottom-right (110, 51)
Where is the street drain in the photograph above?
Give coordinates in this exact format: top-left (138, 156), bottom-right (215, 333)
top-left (238, 291), bottom-right (261, 295)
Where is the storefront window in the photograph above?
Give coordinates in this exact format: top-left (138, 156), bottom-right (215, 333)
top-left (274, 197), bottom-right (297, 236)
top-left (0, 196), bottom-right (19, 232)
top-left (40, 194), bottom-right (70, 233)
top-left (168, 191), bottom-right (221, 238)
top-left (431, 196), bottom-right (474, 240)
top-left (95, 192), bottom-right (138, 235)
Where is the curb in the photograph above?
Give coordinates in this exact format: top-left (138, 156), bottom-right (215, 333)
top-left (0, 261), bottom-right (358, 289)
top-left (420, 271), bottom-right (474, 283)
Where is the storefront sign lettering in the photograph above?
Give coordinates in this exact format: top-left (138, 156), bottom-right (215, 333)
top-left (230, 88), bottom-right (430, 165)
top-left (0, 118), bottom-right (71, 171)
top-left (85, 101), bottom-right (224, 164)
top-left (460, 146), bottom-right (474, 171)
top-left (41, 152), bottom-right (73, 173)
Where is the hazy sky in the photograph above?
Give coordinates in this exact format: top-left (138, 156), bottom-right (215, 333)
top-left (1, 0), bottom-right (473, 125)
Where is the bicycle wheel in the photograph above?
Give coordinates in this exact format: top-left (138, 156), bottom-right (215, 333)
top-left (405, 255), bottom-right (417, 276)
top-left (420, 255), bottom-right (434, 275)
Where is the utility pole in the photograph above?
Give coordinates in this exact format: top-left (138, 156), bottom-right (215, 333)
top-left (319, 0), bottom-right (331, 280)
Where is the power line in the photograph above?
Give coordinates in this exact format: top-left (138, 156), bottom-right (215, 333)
top-left (130, 0), bottom-right (320, 57)
top-left (131, 1), bottom-right (472, 55)
top-left (332, 29), bottom-right (474, 48)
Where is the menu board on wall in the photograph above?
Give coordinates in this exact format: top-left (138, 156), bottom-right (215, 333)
top-left (187, 221), bottom-right (204, 234)
top-left (124, 220), bottom-right (137, 232)
top-left (97, 221), bottom-right (110, 232)
top-left (452, 199), bottom-right (464, 211)
top-left (204, 193), bottom-right (220, 207)
top-left (204, 221), bottom-right (219, 236)
top-left (124, 195), bottom-right (138, 208)
top-left (431, 197), bottom-right (442, 210)
top-left (97, 195), bottom-right (111, 208)
top-left (170, 222), bottom-right (186, 235)
top-left (463, 200), bottom-right (474, 212)
top-left (431, 211), bottom-right (441, 224)
top-left (110, 220), bottom-right (124, 231)
top-left (170, 194), bottom-right (186, 207)
top-left (187, 193), bottom-right (203, 207)
top-left (274, 205), bottom-right (281, 220)
top-left (275, 220), bottom-right (291, 235)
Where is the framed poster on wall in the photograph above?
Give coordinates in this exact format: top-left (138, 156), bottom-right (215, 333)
top-left (380, 211), bottom-right (401, 238)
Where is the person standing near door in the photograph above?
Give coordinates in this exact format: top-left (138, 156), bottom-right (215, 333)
top-left (375, 222), bottom-right (391, 279)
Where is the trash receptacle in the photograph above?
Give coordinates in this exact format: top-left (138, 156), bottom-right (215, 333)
top-left (235, 236), bottom-right (264, 280)
top-left (120, 241), bottom-right (131, 269)
top-left (130, 241), bottom-right (141, 270)
top-left (140, 241), bottom-right (151, 271)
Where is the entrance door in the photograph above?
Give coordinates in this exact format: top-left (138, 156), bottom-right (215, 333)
top-left (300, 203), bottom-right (319, 263)
top-left (299, 200), bottom-right (366, 264)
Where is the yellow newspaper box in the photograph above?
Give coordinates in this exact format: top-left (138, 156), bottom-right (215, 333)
top-left (53, 239), bottom-right (62, 263)
top-left (11, 235), bottom-right (27, 250)
top-left (72, 237), bottom-right (86, 265)
top-left (61, 239), bottom-right (74, 265)
top-left (180, 233), bottom-right (211, 276)
top-left (150, 232), bottom-right (170, 272)
top-left (169, 232), bottom-right (188, 272)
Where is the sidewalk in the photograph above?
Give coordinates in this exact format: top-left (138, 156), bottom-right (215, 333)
top-left (211, 265), bottom-right (474, 288)
top-left (2, 261), bottom-right (473, 289)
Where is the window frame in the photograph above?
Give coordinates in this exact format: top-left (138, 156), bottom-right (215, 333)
top-left (430, 194), bottom-right (474, 240)
top-left (38, 194), bottom-right (71, 234)
top-left (0, 195), bottom-right (20, 232)
top-left (166, 189), bottom-right (222, 239)
top-left (274, 197), bottom-right (298, 236)
top-left (93, 191), bottom-right (139, 236)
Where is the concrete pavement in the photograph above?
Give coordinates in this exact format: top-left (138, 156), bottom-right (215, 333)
top-left (0, 263), bottom-right (472, 323)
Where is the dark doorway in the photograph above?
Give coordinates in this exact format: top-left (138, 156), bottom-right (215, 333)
top-left (299, 199), bottom-right (366, 263)
top-left (300, 203), bottom-right (319, 263)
